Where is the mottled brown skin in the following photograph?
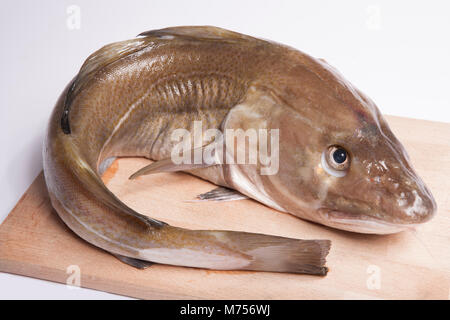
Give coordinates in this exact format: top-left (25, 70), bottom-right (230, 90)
top-left (244, 60), bottom-right (437, 232)
top-left (43, 26), bottom-right (435, 275)
top-left (211, 41), bottom-right (436, 233)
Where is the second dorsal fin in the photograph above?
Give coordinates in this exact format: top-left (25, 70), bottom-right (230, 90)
top-left (62, 37), bottom-right (154, 134)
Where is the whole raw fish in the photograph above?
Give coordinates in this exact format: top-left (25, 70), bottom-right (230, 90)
top-left (43, 26), bottom-right (436, 275)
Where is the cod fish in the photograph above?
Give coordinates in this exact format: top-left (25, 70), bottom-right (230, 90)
top-left (43, 26), bottom-right (436, 275)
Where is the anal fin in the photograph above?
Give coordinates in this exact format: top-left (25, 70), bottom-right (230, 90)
top-left (112, 253), bottom-right (154, 269)
top-left (196, 187), bottom-right (248, 202)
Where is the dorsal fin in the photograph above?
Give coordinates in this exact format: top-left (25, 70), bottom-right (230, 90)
top-left (138, 25), bottom-right (258, 42)
top-left (62, 37), bottom-right (154, 134)
top-left (61, 26), bottom-right (260, 134)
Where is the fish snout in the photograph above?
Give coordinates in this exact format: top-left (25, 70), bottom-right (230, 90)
top-left (391, 179), bottom-right (437, 224)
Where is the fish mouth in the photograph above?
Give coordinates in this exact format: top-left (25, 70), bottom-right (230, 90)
top-left (318, 208), bottom-right (419, 234)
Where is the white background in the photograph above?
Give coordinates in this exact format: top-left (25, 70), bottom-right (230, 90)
top-left (0, 0), bottom-right (449, 299)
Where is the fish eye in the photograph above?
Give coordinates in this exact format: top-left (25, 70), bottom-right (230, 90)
top-left (321, 145), bottom-right (350, 177)
top-left (332, 147), bottom-right (347, 165)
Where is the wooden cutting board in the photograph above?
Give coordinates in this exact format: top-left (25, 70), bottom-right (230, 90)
top-left (0, 115), bottom-right (449, 299)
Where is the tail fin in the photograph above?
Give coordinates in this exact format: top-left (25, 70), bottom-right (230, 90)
top-left (220, 231), bottom-right (331, 275)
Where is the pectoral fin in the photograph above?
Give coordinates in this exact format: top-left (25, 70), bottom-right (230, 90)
top-left (128, 158), bottom-right (212, 180)
top-left (129, 142), bottom-right (221, 180)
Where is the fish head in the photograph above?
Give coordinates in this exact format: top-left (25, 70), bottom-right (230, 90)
top-left (310, 109), bottom-right (437, 234)
top-left (254, 60), bottom-right (437, 234)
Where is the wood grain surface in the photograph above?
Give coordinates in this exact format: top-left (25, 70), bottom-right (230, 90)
top-left (0, 115), bottom-right (449, 299)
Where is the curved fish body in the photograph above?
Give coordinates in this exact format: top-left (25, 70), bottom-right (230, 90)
top-left (43, 26), bottom-right (436, 275)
